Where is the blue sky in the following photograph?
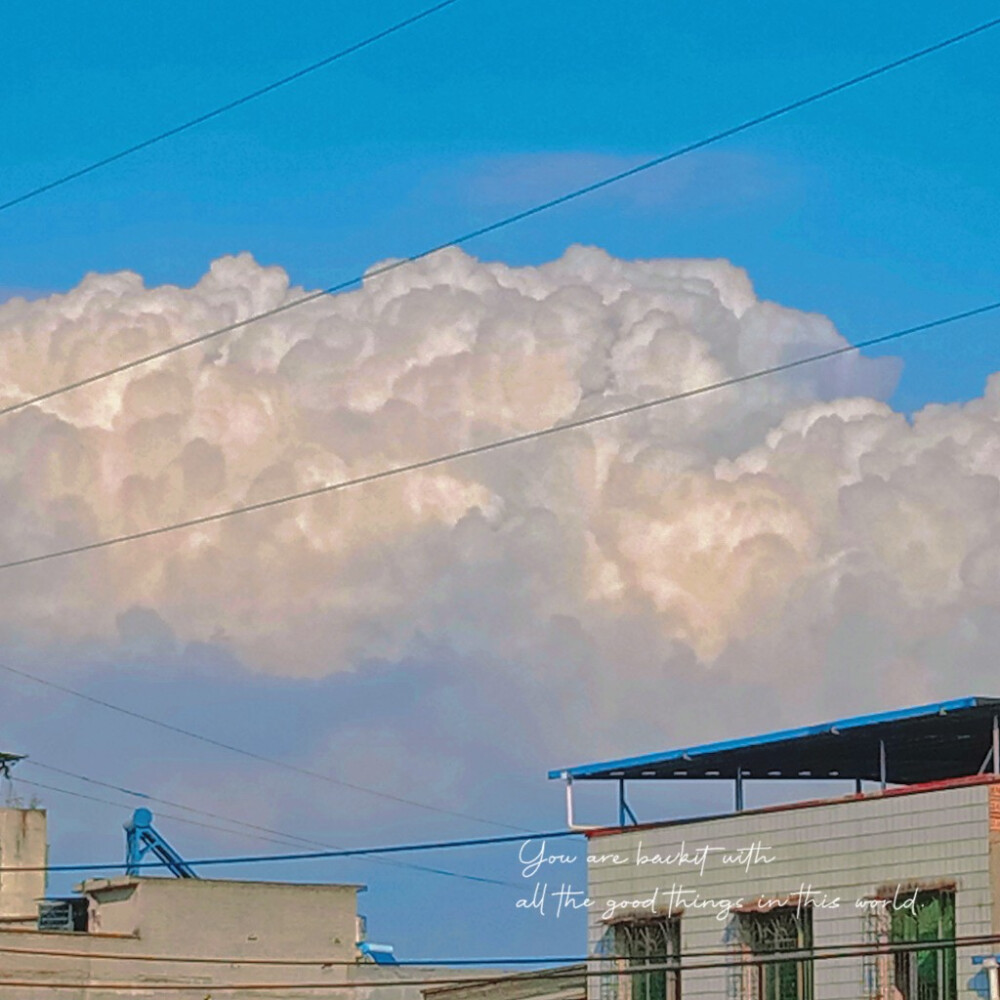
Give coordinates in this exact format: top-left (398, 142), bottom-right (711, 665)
top-left (2, 0), bottom-right (1000, 964)
top-left (3, 0), bottom-right (999, 409)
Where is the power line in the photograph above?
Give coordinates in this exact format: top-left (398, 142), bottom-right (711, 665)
top-left (10, 775), bottom-right (302, 849)
top-left (1, 943), bottom-right (574, 965)
top-left (0, 977), bottom-right (520, 992)
top-left (0, 661), bottom-right (527, 833)
top-left (0, 932), bottom-right (993, 968)
top-left (21, 761), bottom-right (514, 884)
top-left (0, 299), bottom-right (996, 572)
top-left (0, 828), bottom-right (576, 874)
top-left (11, 769), bottom-right (513, 887)
top-left (23, 764), bottom-right (303, 843)
top-left (2, 934), bottom-right (998, 990)
top-left (1, 14), bottom-right (997, 421)
top-left (0, 943), bottom-right (561, 966)
top-left (23, 759), bottom-right (516, 885)
top-left (21, 760), bottom-right (297, 836)
top-left (0, 0), bottom-right (465, 215)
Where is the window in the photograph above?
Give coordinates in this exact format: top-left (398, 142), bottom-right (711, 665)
top-left (889, 889), bottom-right (957, 1000)
top-left (37, 897), bottom-right (88, 932)
top-left (611, 916), bottom-right (682, 1000)
top-left (733, 906), bottom-right (813, 1000)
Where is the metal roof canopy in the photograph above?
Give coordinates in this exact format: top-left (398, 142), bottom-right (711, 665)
top-left (550, 696), bottom-right (1000, 788)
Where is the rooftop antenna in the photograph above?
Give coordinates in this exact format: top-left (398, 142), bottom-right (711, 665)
top-left (0, 752), bottom-right (24, 805)
top-left (0, 752), bottom-right (23, 781)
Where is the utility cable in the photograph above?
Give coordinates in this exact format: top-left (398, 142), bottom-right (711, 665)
top-left (1, 14), bottom-right (997, 420)
top-left (1, 934), bottom-right (998, 990)
top-left (0, 932), bottom-right (994, 968)
top-left (11, 775), bottom-right (303, 848)
top-left (0, 660), bottom-right (528, 833)
top-left (0, 828), bottom-right (578, 874)
top-left (0, 299), bottom-right (995, 572)
top-left (20, 761), bottom-right (513, 883)
top-left (11, 771), bottom-right (513, 887)
top-left (19, 762), bottom-right (321, 843)
top-left (0, 0), bottom-right (465, 214)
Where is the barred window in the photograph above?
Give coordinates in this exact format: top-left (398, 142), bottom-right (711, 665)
top-left (889, 889), bottom-right (957, 1000)
top-left (732, 906), bottom-right (813, 1000)
top-left (611, 917), bottom-right (681, 1000)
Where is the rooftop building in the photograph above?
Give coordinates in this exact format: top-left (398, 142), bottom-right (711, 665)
top-left (422, 964), bottom-right (587, 1000)
top-left (0, 801), bottom-right (446, 999)
top-left (550, 697), bottom-right (1000, 1000)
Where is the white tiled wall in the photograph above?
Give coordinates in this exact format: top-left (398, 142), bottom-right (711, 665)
top-left (585, 783), bottom-right (994, 999)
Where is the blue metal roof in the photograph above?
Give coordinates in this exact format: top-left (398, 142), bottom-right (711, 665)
top-left (358, 942), bottom-right (397, 965)
top-left (548, 696), bottom-right (1000, 783)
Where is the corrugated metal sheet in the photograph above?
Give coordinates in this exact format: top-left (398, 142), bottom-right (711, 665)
top-left (549, 697), bottom-right (1000, 784)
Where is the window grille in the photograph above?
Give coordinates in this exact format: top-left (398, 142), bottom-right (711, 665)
top-left (37, 897), bottom-right (88, 932)
top-left (888, 890), bottom-right (957, 1000)
top-left (731, 906), bottom-right (813, 1000)
top-left (609, 917), bottom-right (682, 1000)
top-left (595, 925), bottom-right (620, 1000)
top-left (861, 899), bottom-right (891, 1000)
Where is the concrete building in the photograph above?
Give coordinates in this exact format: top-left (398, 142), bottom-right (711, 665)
top-left (549, 697), bottom-right (1000, 1000)
top-left (0, 802), bottom-right (483, 999)
top-left (0, 806), bottom-right (46, 930)
top-left (0, 855), bottom-right (367, 996)
top-left (423, 964), bottom-right (586, 1000)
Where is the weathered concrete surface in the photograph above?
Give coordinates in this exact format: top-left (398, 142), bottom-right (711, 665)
top-left (0, 807), bottom-right (46, 930)
top-left (0, 875), bottom-right (513, 1000)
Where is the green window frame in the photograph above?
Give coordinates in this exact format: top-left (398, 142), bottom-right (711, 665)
top-left (734, 905), bottom-right (814, 1000)
top-left (889, 889), bottom-right (957, 1000)
top-left (612, 916), bottom-right (682, 1000)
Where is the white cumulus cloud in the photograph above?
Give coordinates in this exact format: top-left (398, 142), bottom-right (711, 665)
top-left (1, 245), bottom-right (996, 758)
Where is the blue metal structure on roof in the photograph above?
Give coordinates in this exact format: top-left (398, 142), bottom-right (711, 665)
top-left (125, 808), bottom-right (198, 878)
top-left (548, 696), bottom-right (1000, 786)
top-left (358, 941), bottom-right (398, 965)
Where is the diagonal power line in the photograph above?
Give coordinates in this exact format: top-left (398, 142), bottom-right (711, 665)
top-left (0, 299), bottom-right (996, 573)
top-left (0, 661), bottom-right (527, 833)
top-left (1, 14), bottom-right (997, 420)
top-left (11, 775), bottom-right (309, 848)
top-left (2, 827), bottom-right (575, 875)
top-left (13, 763), bottom-right (514, 886)
top-left (0, 0), bottom-right (465, 214)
